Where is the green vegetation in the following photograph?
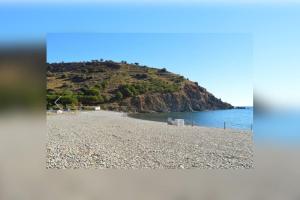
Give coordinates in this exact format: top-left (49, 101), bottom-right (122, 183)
top-left (102, 94), bottom-right (110, 102)
top-left (78, 95), bottom-right (103, 105)
top-left (46, 94), bottom-right (59, 109)
top-left (115, 80), bottom-right (179, 100)
top-left (118, 85), bottom-right (137, 97)
top-left (101, 80), bottom-right (109, 89)
top-left (115, 91), bottom-right (123, 100)
top-left (83, 88), bottom-right (100, 96)
top-left (46, 90), bottom-right (78, 109)
top-left (60, 95), bottom-right (78, 105)
top-left (159, 68), bottom-right (167, 73)
top-left (47, 60), bottom-right (184, 110)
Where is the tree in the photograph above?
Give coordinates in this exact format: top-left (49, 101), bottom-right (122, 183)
top-left (97, 95), bottom-right (104, 103)
top-left (115, 91), bottom-right (123, 100)
top-left (46, 94), bottom-right (59, 108)
top-left (159, 68), bottom-right (167, 73)
top-left (79, 96), bottom-right (99, 105)
top-left (123, 87), bottom-right (133, 97)
top-left (60, 95), bottom-right (78, 106)
top-left (62, 90), bottom-right (73, 96)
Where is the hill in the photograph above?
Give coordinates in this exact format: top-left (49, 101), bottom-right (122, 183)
top-left (47, 60), bottom-right (233, 112)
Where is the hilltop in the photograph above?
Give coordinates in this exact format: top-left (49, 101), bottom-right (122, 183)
top-left (47, 60), bottom-right (233, 112)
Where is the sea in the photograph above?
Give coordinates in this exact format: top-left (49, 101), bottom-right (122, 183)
top-left (130, 107), bottom-right (253, 131)
top-left (130, 107), bottom-right (300, 144)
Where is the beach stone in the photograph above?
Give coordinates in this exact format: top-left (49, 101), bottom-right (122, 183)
top-left (47, 111), bottom-right (253, 169)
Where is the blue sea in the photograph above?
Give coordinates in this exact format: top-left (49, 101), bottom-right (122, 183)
top-left (130, 108), bottom-right (253, 131)
top-left (130, 107), bottom-right (300, 144)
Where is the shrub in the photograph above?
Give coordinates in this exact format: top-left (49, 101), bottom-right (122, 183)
top-left (78, 95), bottom-right (103, 105)
top-left (46, 94), bottom-right (59, 107)
top-left (71, 75), bottom-right (86, 82)
top-left (60, 95), bottom-right (78, 105)
top-left (62, 90), bottom-right (73, 96)
top-left (159, 68), bottom-right (167, 73)
top-left (47, 89), bottom-right (55, 94)
top-left (98, 95), bottom-right (104, 103)
top-left (115, 91), bottom-right (123, 100)
top-left (83, 88), bottom-right (100, 96)
top-left (117, 83), bottom-right (151, 98)
top-left (98, 68), bottom-right (106, 72)
top-left (101, 80), bottom-right (108, 89)
top-left (130, 86), bottom-right (137, 96)
top-left (133, 83), bottom-right (148, 94)
top-left (104, 61), bottom-right (121, 69)
top-left (94, 84), bottom-right (101, 89)
top-left (120, 86), bottom-right (134, 97)
top-left (134, 73), bottom-right (148, 79)
top-left (102, 94), bottom-right (110, 102)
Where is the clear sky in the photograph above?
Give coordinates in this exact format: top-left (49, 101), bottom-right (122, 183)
top-left (1, 1), bottom-right (300, 107)
top-left (47, 33), bottom-right (252, 106)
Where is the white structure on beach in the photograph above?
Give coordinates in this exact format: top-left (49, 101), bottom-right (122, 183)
top-left (167, 118), bottom-right (185, 126)
top-left (174, 119), bottom-right (185, 126)
top-left (56, 110), bottom-right (63, 114)
top-left (94, 106), bottom-right (101, 111)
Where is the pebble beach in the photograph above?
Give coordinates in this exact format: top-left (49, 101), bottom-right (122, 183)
top-left (46, 111), bottom-right (253, 169)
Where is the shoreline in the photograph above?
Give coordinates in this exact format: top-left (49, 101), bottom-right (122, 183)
top-left (128, 114), bottom-right (251, 133)
top-left (47, 110), bottom-right (253, 169)
top-left (128, 110), bottom-right (253, 132)
top-left (48, 109), bottom-right (251, 133)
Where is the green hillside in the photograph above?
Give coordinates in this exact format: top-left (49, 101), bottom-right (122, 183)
top-left (47, 60), bottom-right (233, 112)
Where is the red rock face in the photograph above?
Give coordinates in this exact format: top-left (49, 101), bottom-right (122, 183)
top-left (119, 82), bottom-right (233, 113)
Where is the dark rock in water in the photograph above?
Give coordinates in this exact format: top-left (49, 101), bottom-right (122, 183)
top-left (235, 106), bottom-right (247, 109)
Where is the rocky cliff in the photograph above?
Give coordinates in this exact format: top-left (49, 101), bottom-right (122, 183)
top-left (119, 83), bottom-right (232, 112)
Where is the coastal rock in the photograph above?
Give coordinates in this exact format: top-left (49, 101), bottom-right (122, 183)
top-left (119, 82), bottom-right (233, 112)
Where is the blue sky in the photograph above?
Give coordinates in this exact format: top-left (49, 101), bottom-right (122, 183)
top-left (1, 2), bottom-right (300, 107)
top-left (47, 33), bottom-right (252, 106)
